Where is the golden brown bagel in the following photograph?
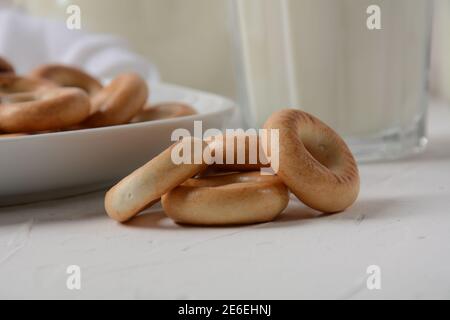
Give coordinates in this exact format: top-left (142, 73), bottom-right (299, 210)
top-left (162, 172), bottom-right (289, 226)
top-left (132, 103), bottom-right (197, 123)
top-left (263, 109), bottom-right (360, 213)
top-left (83, 73), bottom-right (148, 127)
top-left (0, 87), bottom-right (91, 133)
top-left (0, 57), bottom-right (14, 74)
top-left (30, 64), bottom-right (103, 97)
top-left (105, 137), bottom-right (209, 223)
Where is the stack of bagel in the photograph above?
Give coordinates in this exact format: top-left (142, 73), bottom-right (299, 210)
top-left (106, 110), bottom-right (361, 226)
top-left (0, 56), bottom-right (197, 137)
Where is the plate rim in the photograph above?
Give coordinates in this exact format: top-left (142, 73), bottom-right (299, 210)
top-left (0, 82), bottom-right (236, 143)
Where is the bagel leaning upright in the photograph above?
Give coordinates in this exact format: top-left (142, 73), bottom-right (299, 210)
top-left (263, 109), bottom-right (360, 213)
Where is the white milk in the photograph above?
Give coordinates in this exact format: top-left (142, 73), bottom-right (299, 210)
top-left (233, 0), bottom-right (431, 159)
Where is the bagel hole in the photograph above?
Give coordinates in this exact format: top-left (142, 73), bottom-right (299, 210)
top-left (185, 172), bottom-right (274, 188)
top-left (301, 134), bottom-right (341, 171)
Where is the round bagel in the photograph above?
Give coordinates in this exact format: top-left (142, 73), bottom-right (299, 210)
top-left (30, 64), bottom-right (103, 97)
top-left (0, 87), bottom-right (91, 133)
top-left (0, 57), bottom-right (14, 74)
top-left (83, 73), bottom-right (148, 128)
top-left (132, 103), bottom-right (197, 123)
top-left (162, 172), bottom-right (289, 226)
top-left (263, 109), bottom-right (360, 213)
top-left (105, 137), bottom-right (209, 223)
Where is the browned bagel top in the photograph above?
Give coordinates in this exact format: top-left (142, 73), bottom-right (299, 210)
top-left (30, 64), bottom-right (103, 96)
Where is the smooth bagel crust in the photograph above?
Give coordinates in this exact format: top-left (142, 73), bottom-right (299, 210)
top-left (162, 172), bottom-right (289, 226)
top-left (105, 137), bottom-right (208, 222)
top-left (132, 103), bottom-right (197, 123)
top-left (0, 57), bottom-right (14, 74)
top-left (263, 109), bottom-right (360, 213)
top-left (30, 64), bottom-right (103, 97)
top-left (83, 73), bottom-right (148, 127)
top-left (0, 87), bottom-right (91, 133)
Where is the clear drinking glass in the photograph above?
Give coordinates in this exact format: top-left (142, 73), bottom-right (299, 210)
top-left (231, 0), bottom-right (433, 162)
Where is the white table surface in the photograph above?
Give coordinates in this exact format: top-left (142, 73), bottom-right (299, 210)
top-left (1, 101), bottom-right (449, 300)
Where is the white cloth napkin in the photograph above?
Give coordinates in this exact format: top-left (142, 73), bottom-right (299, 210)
top-left (0, 7), bottom-right (160, 83)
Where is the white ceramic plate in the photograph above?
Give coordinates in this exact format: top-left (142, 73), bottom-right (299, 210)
top-left (0, 83), bottom-right (235, 206)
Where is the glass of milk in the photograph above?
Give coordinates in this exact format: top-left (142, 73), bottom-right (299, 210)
top-left (231, 0), bottom-right (433, 162)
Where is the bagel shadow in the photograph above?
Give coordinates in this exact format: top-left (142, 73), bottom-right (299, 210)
top-left (256, 196), bottom-right (403, 229)
top-left (124, 209), bottom-right (182, 230)
top-left (123, 200), bottom-right (331, 230)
